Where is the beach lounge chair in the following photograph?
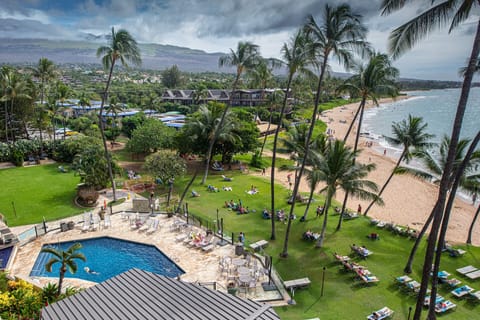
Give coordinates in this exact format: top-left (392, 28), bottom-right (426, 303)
top-left (444, 278), bottom-right (461, 287)
top-left (249, 239), bottom-right (268, 251)
top-left (103, 214), bottom-right (112, 229)
top-left (424, 295), bottom-right (444, 306)
top-left (366, 306), bottom-right (394, 320)
top-left (146, 219), bottom-right (159, 235)
top-left (435, 300), bottom-right (456, 313)
top-left (139, 219), bottom-right (153, 232)
top-left (405, 280), bottom-right (421, 292)
top-left (466, 269), bottom-right (480, 280)
top-left (451, 285), bottom-right (474, 298)
top-left (396, 275), bottom-right (412, 285)
top-left (81, 212), bottom-right (91, 232)
top-left (469, 291), bottom-right (480, 301)
top-left (202, 238), bottom-right (218, 252)
top-left (456, 265), bottom-right (478, 275)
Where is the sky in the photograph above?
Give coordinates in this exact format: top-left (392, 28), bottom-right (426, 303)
top-left (0, 0), bottom-right (478, 81)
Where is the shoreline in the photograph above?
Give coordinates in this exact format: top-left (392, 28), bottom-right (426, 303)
top-left (324, 95), bottom-right (479, 245)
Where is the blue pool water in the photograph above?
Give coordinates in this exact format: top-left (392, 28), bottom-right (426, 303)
top-left (0, 246), bottom-right (14, 269)
top-left (30, 237), bottom-right (184, 283)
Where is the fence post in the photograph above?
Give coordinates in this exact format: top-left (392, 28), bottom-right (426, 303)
top-left (231, 232), bottom-right (234, 245)
top-left (34, 226), bottom-right (38, 238)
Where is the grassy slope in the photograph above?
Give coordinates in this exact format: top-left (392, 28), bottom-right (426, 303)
top-left (0, 164), bottom-right (80, 226)
top-left (173, 172), bottom-right (480, 320)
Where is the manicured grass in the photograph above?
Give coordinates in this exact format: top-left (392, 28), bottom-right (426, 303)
top-left (171, 172), bottom-right (480, 320)
top-left (0, 164), bottom-right (81, 226)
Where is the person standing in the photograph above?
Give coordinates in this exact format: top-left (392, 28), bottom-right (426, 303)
top-left (238, 232), bottom-right (245, 244)
top-left (357, 204), bottom-right (362, 215)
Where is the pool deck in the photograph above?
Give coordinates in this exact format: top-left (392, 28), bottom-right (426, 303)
top-left (8, 194), bottom-right (289, 305)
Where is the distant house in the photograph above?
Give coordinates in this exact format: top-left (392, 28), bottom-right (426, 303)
top-left (41, 268), bottom-right (280, 320)
top-left (161, 88), bottom-right (290, 107)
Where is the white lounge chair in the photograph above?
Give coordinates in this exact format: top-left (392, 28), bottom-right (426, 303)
top-left (466, 270), bottom-right (480, 280)
top-left (81, 212), bottom-right (91, 232)
top-left (435, 300), bottom-right (456, 313)
top-left (367, 307), bottom-right (394, 319)
top-left (457, 265), bottom-right (477, 275)
top-left (469, 291), bottom-right (480, 301)
top-left (103, 214), bottom-right (112, 229)
top-left (146, 220), bottom-right (160, 235)
top-left (451, 285), bottom-right (474, 297)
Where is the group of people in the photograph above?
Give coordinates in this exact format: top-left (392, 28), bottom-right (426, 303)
top-left (246, 185), bottom-right (258, 195)
top-left (127, 170), bottom-right (140, 180)
top-left (225, 199), bottom-right (250, 214)
top-left (302, 229), bottom-right (319, 241)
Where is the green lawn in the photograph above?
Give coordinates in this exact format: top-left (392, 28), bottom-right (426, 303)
top-left (170, 172), bottom-right (480, 320)
top-left (0, 164), bottom-right (81, 226)
top-left (2, 164), bottom-right (479, 319)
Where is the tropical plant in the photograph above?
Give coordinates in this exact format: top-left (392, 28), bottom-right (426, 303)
top-left (54, 81), bottom-right (72, 140)
top-left (363, 115), bottom-right (434, 216)
top-left (312, 140), bottom-right (380, 248)
top-left (337, 53), bottom-right (398, 224)
top-left (97, 27), bottom-right (141, 201)
top-left (42, 242), bottom-right (86, 296)
top-left (271, 29), bottom-right (311, 242)
top-left (201, 41), bottom-right (261, 184)
top-left (72, 143), bottom-right (116, 189)
top-left (381, 1), bottom-right (480, 317)
top-left (29, 58), bottom-right (56, 106)
top-left (126, 118), bottom-right (176, 155)
top-left (401, 136), bottom-right (479, 274)
top-left (143, 150), bottom-right (187, 186)
top-left (281, 4), bottom-right (370, 257)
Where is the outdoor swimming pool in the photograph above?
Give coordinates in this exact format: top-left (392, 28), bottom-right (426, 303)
top-left (0, 246), bottom-right (14, 269)
top-left (30, 237), bottom-right (184, 283)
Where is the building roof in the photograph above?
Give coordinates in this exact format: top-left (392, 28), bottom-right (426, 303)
top-left (41, 268), bottom-right (279, 320)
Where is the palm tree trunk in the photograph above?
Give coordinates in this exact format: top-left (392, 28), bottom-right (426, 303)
top-left (259, 108), bottom-right (274, 156)
top-left (3, 100), bottom-right (8, 142)
top-left (281, 55), bottom-right (328, 257)
top-left (414, 18), bottom-right (480, 320)
top-left (316, 188), bottom-right (333, 248)
top-left (467, 204), bottom-right (480, 244)
top-left (428, 130), bottom-right (480, 315)
top-left (176, 170), bottom-right (199, 213)
top-left (99, 60), bottom-right (117, 201)
top-left (404, 207), bottom-right (435, 274)
top-left (57, 269), bottom-right (65, 296)
top-left (338, 98), bottom-right (366, 230)
top-left (301, 185), bottom-right (316, 221)
top-left (343, 102), bottom-right (362, 142)
top-left (10, 99), bottom-right (15, 142)
top-left (364, 149), bottom-right (407, 216)
top-left (271, 74), bottom-right (293, 241)
top-left (201, 74), bottom-right (240, 185)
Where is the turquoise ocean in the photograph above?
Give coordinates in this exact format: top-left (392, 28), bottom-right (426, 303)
top-left (362, 87), bottom-right (480, 202)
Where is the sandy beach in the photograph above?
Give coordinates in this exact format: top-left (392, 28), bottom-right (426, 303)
top-left (256, 96), bottom-right (479, 246)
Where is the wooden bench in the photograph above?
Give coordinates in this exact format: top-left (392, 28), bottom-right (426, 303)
top-left (249, 239), bottom-right (268, 251)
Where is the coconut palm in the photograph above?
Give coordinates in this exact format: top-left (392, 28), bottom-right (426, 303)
top-left (0, 66), bottom-right (14, 141)
top-left (281, 4), bottom-right (371, 257)
top-left (77, 92), bottom-right (91, 114)
top-left (42, 242), bottom-right (86, 296)
top-left (201, 41), bottom-right (261, 185)
top-left (55, 82), bottom-right (71, 140)
top-left (381, 2), bottom-right (480, 317)
top-left (97, 27), bottom-right (141, 201)
top-left (363, 115), bottom-right (434, 216)
top-left (466, 176), bottom-right (480, 244)
top-left (337, 52), bottom-right (399, 229)
top-left (312, 140), bottom-right (380, 248)
top-left (401, 136), bottom-right (480, 274)
top-left (30, 58), bottom-right (56, 106)
top-left (270, 29), bottom-right (311, 241)
top-left (0, 70), bottom-right (31, 141)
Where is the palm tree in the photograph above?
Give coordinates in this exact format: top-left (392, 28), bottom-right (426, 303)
top-left (42, 242), bottom-right (86, 296)
top-left (402, 136), bottom-right (479, 273)
top-left (363, 115), bottom-right (434, 216)
top-left (0, 66), bottom-right (14, 141)
top-left (381, 1), bottom-right (480, 317)
top-left (202, 41), bottom-right (260, 184)
top-left (30, 58), bottom-right (56, 106)
top-left (466, 177), bottom-right (480, 244)
top-left (97, 27), bottom-right (141, 201)
top-left (55, 82), bottom-right (71, 140)
top-left (271, 29), bottom-right (311, 241)
top-left (313, 140), bottom-right (380, 248)
top-left (0, 70), bottom-right (31, 141)
top-left (337, 52), bottom-right (399, 228)
top-left (77, 92), bottom-right (91, 115)
top-left (281, 4), bottom-right (370, 257)
top-left (259, 89), bottom-right (283, 156)
top-left (45, 95), bottom-right (60, 146)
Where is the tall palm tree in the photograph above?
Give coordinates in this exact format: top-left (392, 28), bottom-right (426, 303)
top-left (202, 41), bottom-right (261, 184)
top-left (381, 2), bottom-right (480, 317)
top-left (42, 242), bottom-right (86, 296)
top-left (402, 136), bottom-right (479, 273)
top-left (363, 115), bottom-right (434, 216)
top-left (337, 52), bottom-right (399, 229)
top-left (0, 66), bottom-right (14, 141)
top-left (312, 140), bottom-right (380, 248)
top-left (97, 27), bottom-right (141, 201)
top-left (259, 89), bottom-right (283, 156)
top-left (77, 92), bottom-right (91, 115)
top-left (45, 95), bottom-right (60, 146)
top-left (281, 4), bottom-right (371, 257)
top-left (55, 82), bottom-right (71, 140)
top-left (30, 58), bottom-right (56, 107)
top-left (271, 29), bottom-right (311, 241)
top-left (0, 70), bottom-right (31, 141)
top-left (466, 176), bottom-right (480, 244)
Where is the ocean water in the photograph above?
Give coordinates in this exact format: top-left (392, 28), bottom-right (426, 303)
top-left (363, 87), bottom-right (480, 150)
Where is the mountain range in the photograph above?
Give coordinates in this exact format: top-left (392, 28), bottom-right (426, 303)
top-left (0, 38), bottom-right (225, 72)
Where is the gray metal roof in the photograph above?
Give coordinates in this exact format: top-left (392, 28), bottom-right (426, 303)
top-left (41, 268), bottom-right (280, 320)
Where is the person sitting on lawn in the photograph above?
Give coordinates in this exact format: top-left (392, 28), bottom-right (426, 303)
top-left (262, 208), bottom-right (271, 219)
top-left (303, 229), bottom-right (315, 241)
top-left (277, 209), bottom-right (285, 221)
top-left (191, 190), bottom-right (200, 197)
